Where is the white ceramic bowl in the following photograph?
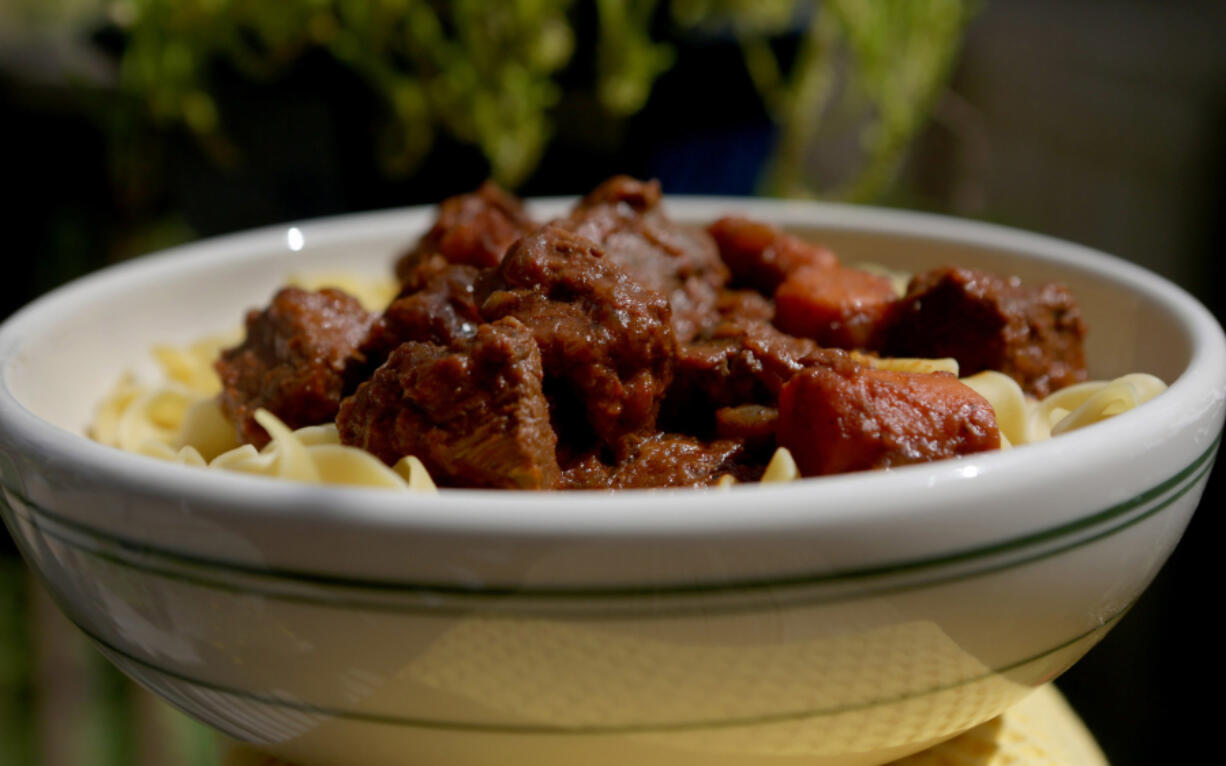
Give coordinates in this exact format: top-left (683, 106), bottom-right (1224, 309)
top-left (1, 200), bottom-right (1223, 766)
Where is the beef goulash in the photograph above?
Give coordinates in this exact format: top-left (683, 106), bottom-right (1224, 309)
top-left (211, 176), bottom-right (1091, 489)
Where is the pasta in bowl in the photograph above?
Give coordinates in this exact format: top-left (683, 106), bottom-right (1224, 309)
top-left (86, 177), bottom-right (1168, 493)
top-left (0, 196), bottom-right (1222, 766)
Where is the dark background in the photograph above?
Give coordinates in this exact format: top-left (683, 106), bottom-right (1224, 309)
top-left (3, 1), bottom-right (1225, 764)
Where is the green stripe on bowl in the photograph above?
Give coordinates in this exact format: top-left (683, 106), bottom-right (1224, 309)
top-left (0, 436), bottom-right (1214, 617)
top-left (9, 446), bottom-right (1209, 618)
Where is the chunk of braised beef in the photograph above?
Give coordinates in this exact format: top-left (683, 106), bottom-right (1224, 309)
top-left (884, 266), bottom-right (1087, 397)
top-left (558, 434), bottom-right (743, 489)
top-left (558, 451), bottom-right (615, 490)
top-left (363, 254), bottom-right (483, 366)
top-left (608, 434), bottom-right (743, 489)
top-left (396, 250), bottom-right (485, 303)
top-left (573, 174), bottom-right (661, 211)
top-left (707, 216), bottom-right (838, 294)
top-left (662, 319), bottom-right (848, 439)
top-left (714, 289), bottom-right (775, 323)
top-left (671, 336), bottom-right (769, 413)
top-left (216, 287), bottom-right (375, 448)
top-left (480, 225), bottom-right (676, 456)
top-left (668, 320), bottom-right (838, 411)
top-left (778, 361), bottom-right (1000, 477)
top-left (336, 318), bottom-right (560, 489)
top-left (555, 175), bottom-right (729, 343)
top-left (394, 181), bottom-right (536, 281)
top-left (773, 265), bottom-right (900, 350)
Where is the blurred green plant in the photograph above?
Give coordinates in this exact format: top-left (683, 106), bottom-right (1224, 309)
top-left (103, 0), bottom-right (973, 196)
top-left (780, 0), bottom-right (973, 200)
top-left (9, 0), bottom-right (973, 199)
top-left (111, 0), bottom-right (576, 185)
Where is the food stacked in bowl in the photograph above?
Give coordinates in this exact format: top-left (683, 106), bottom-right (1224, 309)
top-left (1, 177), bottom-right (1222, 766)
top-left (92, 176), bottom-right (1164, 491)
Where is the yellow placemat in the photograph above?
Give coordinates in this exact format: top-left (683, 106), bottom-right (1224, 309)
top-left (219, 684), bottom-right (1108, 766)
top-left (889, 685), bottom-right (1108, 766)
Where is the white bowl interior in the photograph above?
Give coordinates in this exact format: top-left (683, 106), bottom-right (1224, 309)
top-left (3, 215), bottom-right (419, 436)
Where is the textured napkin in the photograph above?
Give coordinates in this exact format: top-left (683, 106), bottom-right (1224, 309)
top-left (220, 684), bottom-right (1108, 766)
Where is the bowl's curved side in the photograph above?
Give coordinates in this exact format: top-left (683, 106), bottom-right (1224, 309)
top-left (2, 458), bottom-right (1210, 766)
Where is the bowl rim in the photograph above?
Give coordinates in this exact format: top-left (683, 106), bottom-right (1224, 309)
top-left (1, 197), bottom-right (1224, 542)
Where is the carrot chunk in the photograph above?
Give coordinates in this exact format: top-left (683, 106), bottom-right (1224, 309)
top-left (774, 265), bottom-right (899, 350)
top-left (778, 364), bottom-right (1000, 476)
top-left (708, 216), bottom-right (839, 293)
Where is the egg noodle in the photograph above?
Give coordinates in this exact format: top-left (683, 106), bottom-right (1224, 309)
top-left (91, 273), bottom-right (437, 493)
top-left (90, 272), bottom-right (1166, 490)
